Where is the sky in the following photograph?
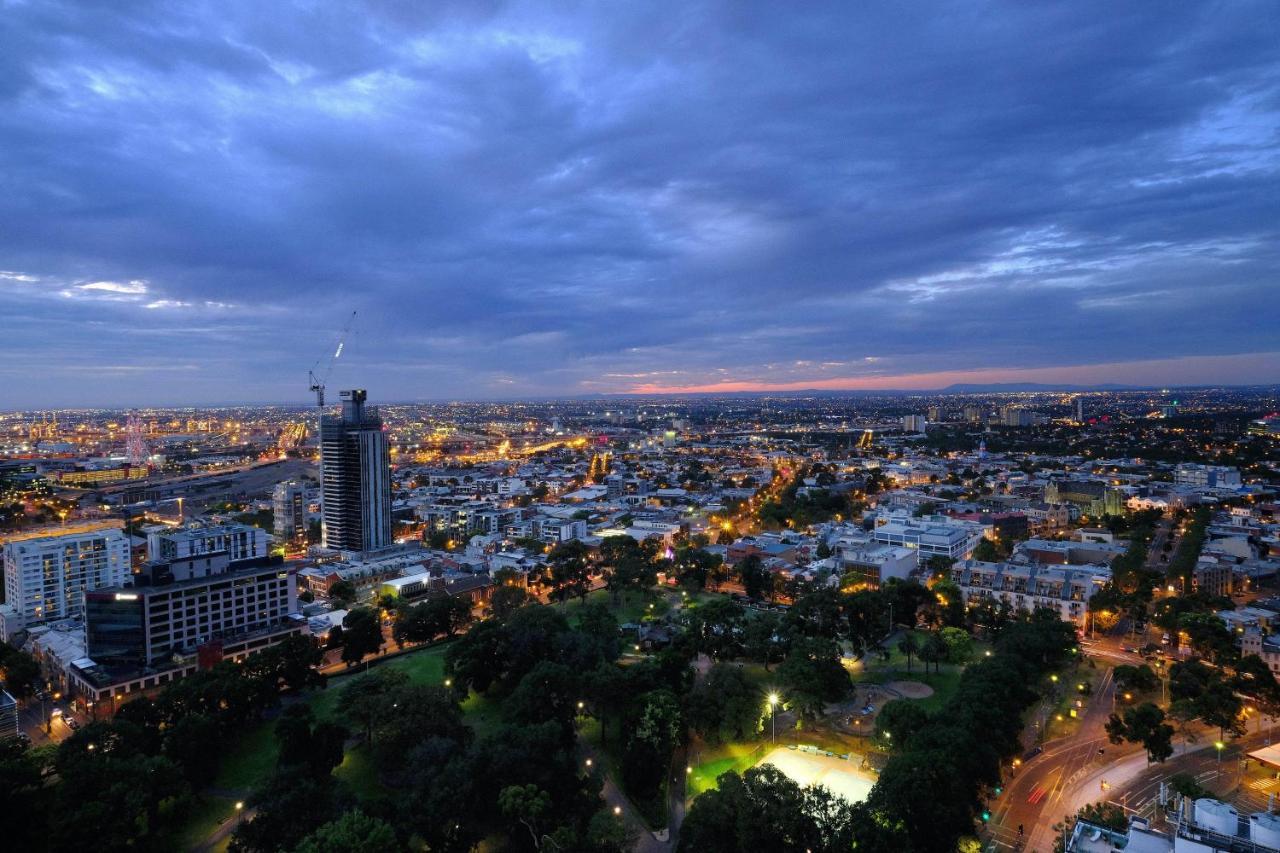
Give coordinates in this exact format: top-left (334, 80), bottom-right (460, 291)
top-left (1, 1), bottom-right (1278, 407)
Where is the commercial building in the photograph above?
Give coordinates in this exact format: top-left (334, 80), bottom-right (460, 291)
top-left (901, 415), bottom-right (928, 433)
top-left (871, 514), bottom-right (985, 561)
top-left (1013, 538), bottom-right (1127, 566)
top-left (1174, 463), bottom-right (1242, 489)
top-left (835, 541), bottom-right (917, 589)
top-left (147, 523), bottom-right (268, 564)
top-left (2, 527), bottom-right (130, 639)
top-left (69, 552), bottom-right (303, 707)
top-left (84, 553), bottom-right (299, 670)
top-left (273, 480), bottom-right (309, 544)
top-left (321, 389), bottom-right (392, 553)
top-left (952, 559), bottom-right (1110, 628)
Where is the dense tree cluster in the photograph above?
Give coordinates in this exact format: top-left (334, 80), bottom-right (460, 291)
top-left (0, 639), bottom-right (40, 696)
top-left (0, 634), bottom-right (321, 853)
top-left (680, 608), bottom-right (1078, 852)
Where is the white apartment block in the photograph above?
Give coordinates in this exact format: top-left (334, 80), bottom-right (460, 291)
top-left (1174, 464), bottom-right (1242, 489)
top-left (952, 559), bottom-right (1110, 628)
top-left (872, 513), bottom-right (985, 560)
top-left (2, 528), bottom-right (130, 633)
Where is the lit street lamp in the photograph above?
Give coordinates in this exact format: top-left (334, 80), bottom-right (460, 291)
top-left (768, 693), bottom-right (779, 743)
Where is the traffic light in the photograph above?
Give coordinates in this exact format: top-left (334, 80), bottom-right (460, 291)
top-left (994, 786), bottom-right (1003, 796)
top-left (981, 810), bottom-right (991, 822)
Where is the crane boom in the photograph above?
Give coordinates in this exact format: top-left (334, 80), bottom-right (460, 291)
top-left (308, 310), bottom-right (357, 408)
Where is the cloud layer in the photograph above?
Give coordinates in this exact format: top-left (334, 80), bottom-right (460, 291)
top-left (1, 1), bottom-right (1277, 405)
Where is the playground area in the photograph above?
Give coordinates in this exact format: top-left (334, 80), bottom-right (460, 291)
top-left (761, 745), bottom-right (877, 805)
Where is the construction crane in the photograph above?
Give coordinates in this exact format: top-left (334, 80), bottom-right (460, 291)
top-left (308, 311), bottom-right (357, 409)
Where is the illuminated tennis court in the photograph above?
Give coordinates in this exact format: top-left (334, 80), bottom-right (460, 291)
top-left (760, 746), bottom-right (876, 804)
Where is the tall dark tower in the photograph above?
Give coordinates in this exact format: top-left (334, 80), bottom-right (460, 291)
top-left (320, 389), bottom-right (392, 553)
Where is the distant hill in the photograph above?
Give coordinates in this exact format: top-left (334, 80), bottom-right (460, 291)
top-left (936, 382), bottom-right (1141, 393)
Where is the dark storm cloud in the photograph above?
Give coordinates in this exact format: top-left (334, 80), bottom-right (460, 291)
top-left (0, 0), bottom-right (1277, 405)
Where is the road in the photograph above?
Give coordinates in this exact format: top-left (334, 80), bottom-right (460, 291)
top-left (989, 663), bottom-right (1128, 851)
top-left (1103, 722), bottom-right (1280, 829)
top-left (17, 695), bottom-right (76, 746)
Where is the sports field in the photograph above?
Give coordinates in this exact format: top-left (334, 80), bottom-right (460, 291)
top-left (760, 746), bottom-right (876, 804)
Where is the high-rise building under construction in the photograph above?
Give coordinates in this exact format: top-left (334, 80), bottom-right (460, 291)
top-left (320, 389), bottom-right (392, 553)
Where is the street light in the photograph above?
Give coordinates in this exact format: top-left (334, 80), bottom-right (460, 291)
top-left (1216, 741), bottom-right (1225, 765)
top-left (235, 801), bottom-right (244, 824)
top-left (768, 693), bottom-right (779, 743)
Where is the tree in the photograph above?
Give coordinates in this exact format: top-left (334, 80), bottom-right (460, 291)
top-left (243, 633), bottom-right (323, 692)
top-left (162, 713), bottom-right (223, 786)
top-left (679, 764), bottom-right (857, 853)
top-left (371, 684), bottom-right (469, 774)
top-left (444, 618), bottom-right (509, 693)
top-left (506, 661), bottom-right (584, 744)
top-left (623, 689), bottom-right (684, 801)
top-left (336, 668), bottom-right (409, 743)
top-left (499, 783), bottom-right (553, 850)
top-left (739, 554), bottom-right (774, 601)
top-left (490, 584), bottom-right (529, 619)
top-left (328, 580), bottom-right (357, 604)
top-left (0, 737), bottom-right (50, 850)
top-left (972, 538), bottom-right (1001, 562)
top-left (1113, 664), bottom-right (1159, 693)
top-left (875, 700), bottom-right (930, 745)
top-left (547, 540), bottom-right (592, 604)
top-left (687, 664), bottom-right (763, 744)
top-left (778, 637), bottom-right (850, 719)
top-left (743, 612), bottom-right (787, 670)
top-left (0, 641), bottom-right (41, 697)
top-left (897, 632), bottom-right (920, 673)
top-left (340, 607), bottom-right (383, 666)
top-left (689, 597), bottom-right (745, 660)
top-left (940, 627), bottom-right (974, 665)
top-left (295, 811), bottom-right (400, 853)
top-left (919, 631), bottom-right (948, 674)
top-left (275, 704), bottom-right (347, 778)
top-left (1178, 612), bottom-right (1236, 663)
top-left (1105, 702), bottom-right (1174, 763)
top-left (230, 766), bottom-right (342, 853)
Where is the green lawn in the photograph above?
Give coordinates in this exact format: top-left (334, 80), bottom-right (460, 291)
top-left (334, 743), bottom-right (391, 800)
top-left (562, 587), bottom-right (669, 627)
top-left (213, 720), bottom-right (279, 791)
top-left (461, 691), bottom-right (506, 738)
top-left (171, 794), bottom-right (239, 851)
top-left (209, 645), bottom-right (455, 801)
top-left (687, 742), bottom-right (768, 798)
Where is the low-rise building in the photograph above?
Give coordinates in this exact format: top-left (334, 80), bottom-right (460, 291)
top-left (147, 522), bottom-right (269, 565)
top-left (871, 514), bottom-right (985, 561)
top-left (952, 559), bottom-right (1110, 628)
top-left (835, 542), bottom-right (917, 589)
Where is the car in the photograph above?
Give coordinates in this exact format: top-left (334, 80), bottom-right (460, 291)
top-left (860, 705), bottom-right (875, 715)
top-left (65, 718), bottom-right (80, 731)
top-left (1021, 746), bottom-right (1043, 762)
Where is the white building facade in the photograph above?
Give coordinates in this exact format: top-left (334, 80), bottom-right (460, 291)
top-left (2, 528), bottom-right (130, 635)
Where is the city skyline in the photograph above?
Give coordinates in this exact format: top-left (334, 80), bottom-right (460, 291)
top-left (2, 2), bottom-right (1278, 406)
